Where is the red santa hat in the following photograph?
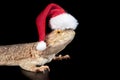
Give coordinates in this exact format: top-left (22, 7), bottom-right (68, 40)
top-left (36, 3), bottom-right (78, 51)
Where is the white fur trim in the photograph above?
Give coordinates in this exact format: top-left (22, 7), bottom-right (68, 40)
top-left (50, 13), bottom-right (79, 30)
top-left (36, 41), bottom-right (47, 51)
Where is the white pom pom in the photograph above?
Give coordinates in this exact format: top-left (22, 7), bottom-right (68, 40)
top-left (50, 13), bottom-right (79, 30)
top-left (36, 41), bottom-right (47, 51)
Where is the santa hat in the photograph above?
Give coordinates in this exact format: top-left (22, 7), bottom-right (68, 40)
top-left (36, 3), bottom-right (79, 51)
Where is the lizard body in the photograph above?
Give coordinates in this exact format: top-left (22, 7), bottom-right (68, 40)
top-left (0, 29), bottom-right (75, 72)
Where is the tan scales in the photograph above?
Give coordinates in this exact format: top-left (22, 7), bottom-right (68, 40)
top-left (0, 30), bottom-right (75, 72)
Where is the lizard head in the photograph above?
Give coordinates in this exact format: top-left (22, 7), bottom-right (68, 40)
top-left (45, 29), bottom-right (75, 50)
top-left (33, 29), bottom-right (76, 66)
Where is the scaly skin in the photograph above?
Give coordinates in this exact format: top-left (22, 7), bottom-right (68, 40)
top-left (0, 29), bottom-right (75, 72)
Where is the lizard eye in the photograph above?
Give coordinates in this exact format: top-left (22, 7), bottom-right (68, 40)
top-left (55, 30), bottom-right (62, 34)
top-left (57, 31), bottom-right (61, 34)
top-left (56, 30), bottom-right (61, 34)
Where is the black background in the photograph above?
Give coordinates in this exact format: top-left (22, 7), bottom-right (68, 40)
top-left (0, 0), bottom-right (106, 80)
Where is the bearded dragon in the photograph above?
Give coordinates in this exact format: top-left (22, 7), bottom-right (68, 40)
top-left (0, 29), bottom-right (75, 72)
